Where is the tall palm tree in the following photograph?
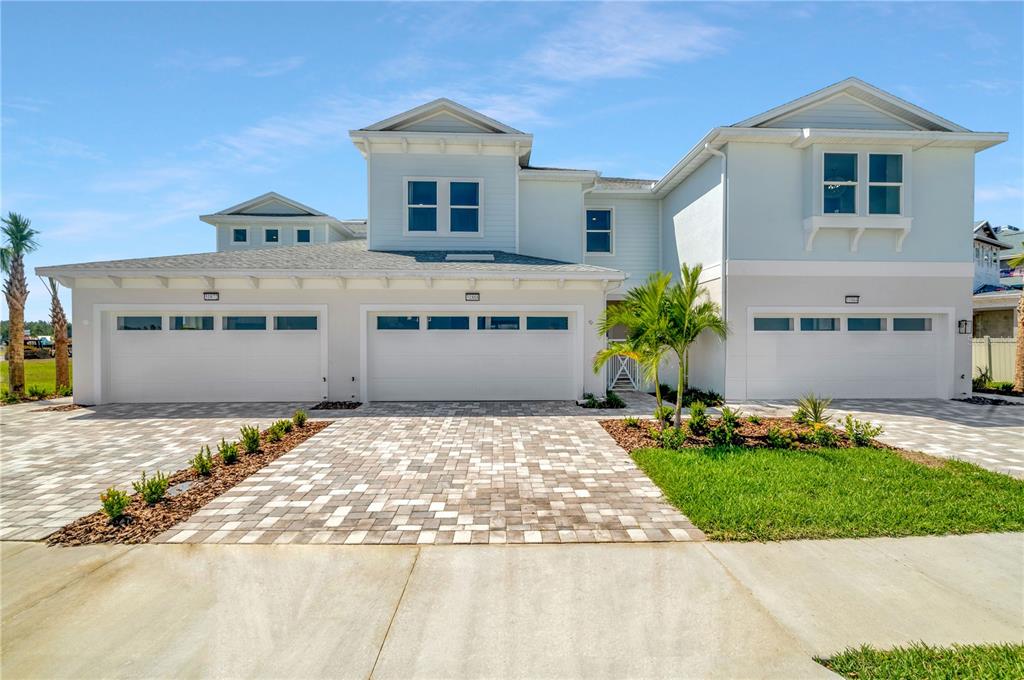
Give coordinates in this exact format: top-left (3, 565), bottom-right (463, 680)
top-left (1009, 251), bottom-right (1024, 392)
top-left (663, 264), bottom-right (729, 428)
top-left (2, 213), bottom-right (40, 397)
top-left (42, 276), bottom-right (70, 393)
top-left (594, 273), bottom-right (673, 409)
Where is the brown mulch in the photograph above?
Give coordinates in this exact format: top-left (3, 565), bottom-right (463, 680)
top-left (600, 416), bottom-right (947, 468)
top-left (312, 400), bottom-right (361, 410)
top-left (47, 420), bottom-right (331, 546)
top-left (33, 403), bottom-right (89, 413)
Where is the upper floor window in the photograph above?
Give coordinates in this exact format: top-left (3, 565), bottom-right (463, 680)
top-left (264, 228), bottom-right (280, 243)
top-left (823, 153), bottom-right (857, 214)
top-left (232, 228), bottom-right (248, 243)
top-left (868, 154), bottom-right (902, 215)
top-left (450, 182), bottom-right (479, 233)
top-left (407, 181), bottom-right (438, 232)
top-left (586, 209), bottom-right (613, 253)
top-left (296, 228), bottom-right (311, 243)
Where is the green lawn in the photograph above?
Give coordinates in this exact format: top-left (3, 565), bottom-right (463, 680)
top-left (817, 643), bottom-right (1024, 680)
top-left (632, 446), bottom-right (1024, 541)
top-left (0, 359), bottom-right (72, 396)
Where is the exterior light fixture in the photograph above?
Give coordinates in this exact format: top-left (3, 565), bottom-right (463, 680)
top-left (958, 319), bottom-right (972, 335)
top-left (844, 295), bottom-right (860, 304)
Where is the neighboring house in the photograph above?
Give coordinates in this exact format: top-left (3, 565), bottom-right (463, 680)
top-left (995, 226), bottom-right (1024, 285)
top-left (38, 78), bottom-right (1008, 404)
top-left (971, 220), bottom-right (1020, 338)
top-left (972, 220), bottom-right (1010, 291)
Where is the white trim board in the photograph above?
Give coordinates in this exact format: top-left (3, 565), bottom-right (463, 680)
top-left (727, 260), bottom-right (973, 277)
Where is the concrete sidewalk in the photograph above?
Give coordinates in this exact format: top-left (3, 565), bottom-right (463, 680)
top-left (2, 533), bottom-right (1021, 679)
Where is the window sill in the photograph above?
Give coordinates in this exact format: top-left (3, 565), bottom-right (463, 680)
top-left (803, 215), bottom-right (913, 252)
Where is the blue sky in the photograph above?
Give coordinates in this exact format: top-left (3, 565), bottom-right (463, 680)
top-left (3, 1), bottom-right (1022, 321)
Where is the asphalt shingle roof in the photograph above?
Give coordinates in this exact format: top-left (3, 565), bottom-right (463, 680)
top-left (37, 239), bottom-right (623, 277)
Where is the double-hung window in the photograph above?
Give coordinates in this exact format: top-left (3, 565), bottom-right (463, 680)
top-left (585, 209), bottom-right (613, 253)
top-left (449, 182), bottom-right (479, 233)
top-left (407, 181), bottom-right (438, 232)
top-left (868, 154), bottom-right (902, 215)
top-left (264, 228), bottom-right (280, 244)
top-left (823, 153), bottom-right (857, 214)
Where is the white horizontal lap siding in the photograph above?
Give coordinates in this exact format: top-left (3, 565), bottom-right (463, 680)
top-left (764, 94), bottom-right (918, 130)
top-left (369, 153), bottom-right (516, 251)
top-left (584, 196), bottom-right (659, 289)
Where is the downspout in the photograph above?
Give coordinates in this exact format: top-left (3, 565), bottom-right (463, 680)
top-left (704, 143), bottom-right (728, 397)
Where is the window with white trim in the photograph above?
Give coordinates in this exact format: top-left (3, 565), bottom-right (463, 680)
top-left (407, 181), bottom-right (437, 232)
top-left (585, 209), bottom-right (612, 253)
top-left (449, 182), bottom-right (479, 233)
top-left (296, 228), bottom-right (311, 243)
top-left (753, 317), bottom-right (793, 331)
top-left (117, 316), bottom-right (162, 331)
top-left (171, 316), bottom-right (213, 331)
top-left (823, 153), bottom-right (857, 214)
top-left (232, 228), bottom-right (248, 243)
top-left (404, 178), bottom-right (482, 235)
top-left (868, 154), bottom-right (902, 215)
top-left (264, 228), bottom-right (280, 243)
top-left (800, 317), bottom-right (839, 331)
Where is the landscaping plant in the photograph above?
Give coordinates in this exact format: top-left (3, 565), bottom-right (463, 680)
top-left (239, 425), bottom-right (261, 454)
top-left (708, 420), bottom-right (739, 447)
top-left (655, 423), bottom-right (688, 450)
top-left (624, 416), bottom-right (641, 429)
top-left (748, 414), bottom-right (763, 425)
top-left (293, 409), bottom-right (308, 428)
top-left (190, 445), bottom-right (214, 476)
top-left (804, 422), bottom-right (839, 448)
top-left (1, 212), bottom-right (40, 398)
top-left (277, 418), bottom-right (293, 434)
top-left (218, 438), bottom-right (239, 464)
top-left (41, 276), bottom-right (70, 394)
top-left (100, 487), bottom-right (131, 521)
top-left (793, 393), bottom-right (832, 425)
top-left (764, 425), bottom-right (797, 449)
top-left (973, 366), bottom-right (992, 392)
top-left (653, 405), bottom-right (674, 423)
top-left (687, 401), bottom-right (710, 436)
top-left (719, 406), bottom-right (742, 428)
top-left (603, 391), bottom-right (626, 409)
top-left (842, 415), bottom-right (884, 447)
top-left (26, 384), bottom-right (48, 399)
top-left (132, 471), bottom-right (170, 505)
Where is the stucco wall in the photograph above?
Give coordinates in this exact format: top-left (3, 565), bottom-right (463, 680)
top-left (660, 157), bottom-right (724, 277)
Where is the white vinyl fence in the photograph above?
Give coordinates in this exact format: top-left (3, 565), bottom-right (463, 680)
top-left (972, 336), bottom-right (1017, 383)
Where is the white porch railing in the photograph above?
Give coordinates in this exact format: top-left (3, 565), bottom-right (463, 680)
top-left (607, 354), bottom-right (641, 390)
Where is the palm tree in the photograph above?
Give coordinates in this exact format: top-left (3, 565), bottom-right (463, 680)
top-left (42, 277), bottom-right (70, 393)
top-left (2, 213), bottom-right (40, 397)
top-left (594, 273), bottom-right (673, 409)
top-left (1009, 251), bottom-right (1024, 392)
top-left (663, 264), bottom-right (729, 428)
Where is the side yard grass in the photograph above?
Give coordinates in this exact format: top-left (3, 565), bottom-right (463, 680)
top-left (1, 359), bottom-right (71, 396)
top-left (632, 446), bottom-right (1024, 541)
top-left (817, 643), bottom-right (1024, 680)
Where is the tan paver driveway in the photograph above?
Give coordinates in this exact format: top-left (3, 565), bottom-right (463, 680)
top-left (161, 397), bottom-right (704, 545)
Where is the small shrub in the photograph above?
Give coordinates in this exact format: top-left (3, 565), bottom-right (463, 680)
top-left (218, 438), bottom-right (239, 464)
top-left (27, 384), bottom-right (48, 399)
top-left (688, 401), bottom-right (710, 436)
top-left (604, 391), bottom-right (626, 409)
top-left (624, 416), bottom-right (641, 429)
top-left (1, 389), bottom-right (18, 405)
top-left (132, 471), bottom-right (170, 505)
top-left (293, 409), bottom-right (308, 428)
top-left (764, 425), bottom-right (797, 449)
top-left (239, 425), bottom-right (261, 454)
top-left (265, 424), bottom-right (283, 443)
top-left (190, 445), bottom-right (214, 476)
top-left (680, 388), bottom-right (724, 407)
top-left (708, 421), bottom-right (739, 447)
top-left (990, 381), bottom-right (1015, 392)
top-left (803, 423), bottom-right (839, 448)
top-left (100, 487), bottom-right (131, 521)
top-left (57, 384), bottom-right (73, 397)
top-left (973, 367), bottom-right (992, 391)
top-left (720, 406), bottom-right (742, 428)
top-left (581, 392), bottom-right (600, 408)
top-left (794, 393), bottom-right (832, 425)
top-left (842, 415), bottom-right (884, 446)
top-left (277, 419), bottom-right (293, 434)
top-left (656, 424), bottom-right (689, 450)
top-left (748, 414), bottom-right (763, 425)
top-left (653, 405), bottom-right (674, 423)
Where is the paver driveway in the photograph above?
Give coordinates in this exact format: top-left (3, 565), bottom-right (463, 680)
top-left (0, 400), bottom-right (305, 540)
top-left (161, 398), bottom-right (703, 545)
top-left (738, 398), bottom-right (1024, 478)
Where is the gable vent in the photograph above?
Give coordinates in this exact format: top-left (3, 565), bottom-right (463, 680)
top-left (445, 253), bottom-right (495, 262)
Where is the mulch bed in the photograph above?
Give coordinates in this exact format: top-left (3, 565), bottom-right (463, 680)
top-left (312, 400), bottom-right (361, 410)
top-left (600, 416), bottom-right (947, 468)
top-left (47, 420), bottom-right (331, 546)
top-left (956, 396), bottom-right (1024, 407)
top-left (33, 403), bottom-right (89, 413)
top-left (975, 386), bottom-right (1024, 398)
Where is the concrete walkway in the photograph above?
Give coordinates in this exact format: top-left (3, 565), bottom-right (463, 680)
top-left (3, 533), bottom-right (1021, 679)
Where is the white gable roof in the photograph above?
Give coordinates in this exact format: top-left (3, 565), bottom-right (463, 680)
top-left (733, 77), bottom-right (968, 132)
top-left (359, 98), bottom-right (525, 135)
top-left (212, 192), bottom-right (326, 217)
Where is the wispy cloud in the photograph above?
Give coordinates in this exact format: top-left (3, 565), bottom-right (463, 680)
top-left (525, 3), bottom-right (731, 82)
top-left (251, 56), bottom-right (306, 78)
top-left (161, 50), bottom-right (305, 78)
top-left (977, 183), bottom-right (1024, 202)
top-left (964, 78), bottom-right (1020, 95)
top-left (3, 95), bottom-right (49, 113)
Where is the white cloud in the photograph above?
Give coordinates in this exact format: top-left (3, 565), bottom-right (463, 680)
top-left (3, 95), bottom-right (48, 113)
top-left (525, 3), bottom-right (731, 82)
top-left (964, 78), bottom-right (1020, 94)
top-left (251, 56), bottom-right (306, 78)
top-left (977, 183), bottom-right (1024, 202)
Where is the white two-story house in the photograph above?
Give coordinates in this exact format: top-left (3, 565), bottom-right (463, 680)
top-left (39, 78), bottom-right (1006, 404)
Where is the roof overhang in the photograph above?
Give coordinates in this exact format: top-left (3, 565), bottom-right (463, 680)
top-left (199, 213), bottom-right (361, 239)
top-left (349, 130), bottom-right (534, 165)
top-left (359, 98), bottom-right (526, 135)
top-left (518, 168), bottom-right (599, 182)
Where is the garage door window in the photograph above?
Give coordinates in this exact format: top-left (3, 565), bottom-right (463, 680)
top-left (274, 316), bottom-right (318, 331)
top-left (377, 316), bottom-right (420, 330)
top-left (117, 316), bottom-right (162, 331)
top-left (478, 316), bottom-right (520, 330)
top-left (800, 317), bottom-right (839, 331)
top-left (171, 316), bottom-right (213, 331)
top-left (427, 316), bottom-right (470, 330)
top-left (753, 317), bottom-right (793, 332)
top-left (526, 316), bottom-right (569, 330)
top-left (847, 318), bottom-right (886, 332)
top-left (223, 316), bottom-right (267, 331)
top-left (893, 318), bottom-right (932, 332)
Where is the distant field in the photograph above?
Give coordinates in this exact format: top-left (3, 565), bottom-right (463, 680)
top-left (0, 359), bottom-right (73, 394)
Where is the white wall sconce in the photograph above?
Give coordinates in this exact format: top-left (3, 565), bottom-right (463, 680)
top-left (958, 319), bottom-right (972, 334)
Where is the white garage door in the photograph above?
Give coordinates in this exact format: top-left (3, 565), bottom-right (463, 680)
top-left (106, 312), bottom-right (324, 403)
top-left (367, 311), bottom-right (578, 401)
top-left (746, 312), bottom-right (948, 399)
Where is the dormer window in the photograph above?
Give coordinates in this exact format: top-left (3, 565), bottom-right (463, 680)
top-left (407, 180), bottom-right (438, 232)
top-left (823, 153), bottom-right (857, 214)
top-left (264, 228), bottom-right (280, 243)
top-left (232, 228), bottom-right (248, 243)
top-left (868, 154), bottom-right (902, 215)
top-left (404, 178), bottom-right (483, 236)
top-left (450, 181), bottom-right (479, 233)
top-left (296, 228), bottom-right (311, 243)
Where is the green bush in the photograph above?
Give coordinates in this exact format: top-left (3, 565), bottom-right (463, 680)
top-left (748, 414), bottom-right (763, 425)
top-left (100, 487), bottom-right (131, 521)
top-left (688, 401), bottom-right (710, 436)
top-left (764, 425), bottom-right (797, 449)
top-left (794, 393), bottom-right (832, 425)
top-left (27, 384), bottom-right (48, 399)
top-left (653, 405), bottom-right (674, 423)
top-left (132, 471), bottom-right (170, 505)
top-left (277, 419), bottom-right (293, 434)
top-left (990, 381), bottom-right (1015, 392)
top-left (1, 389), bottom-right (18, 405)
top-left (708, 421), bottom-right (739, 447)
top-left (973, 367), bottom-right (992, 391)
top-left (57, 384), bottom-right (73, 397)
top-left (842, 415), bottom-right (884, 447)
top-left (218, 438), bottom-right (239, 464)
top-left (803, 423), bottom-right (839, 448)
top-left (604, 391), bottom-right (626, 409)
top-left (720, 406), bottom-right (742, 428)
top-left (265, 424), bottom-right (284, 443)
top-left (624, 416), bottom-right (641, 429)
top-left (293, 409), bottom-right (308, 428)
top-left (239, 425), bottom-right (261, 454)
top-left (655, 424), bottom-right (689, 450)
top-left (191, 445), bottom-right (214, 476)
